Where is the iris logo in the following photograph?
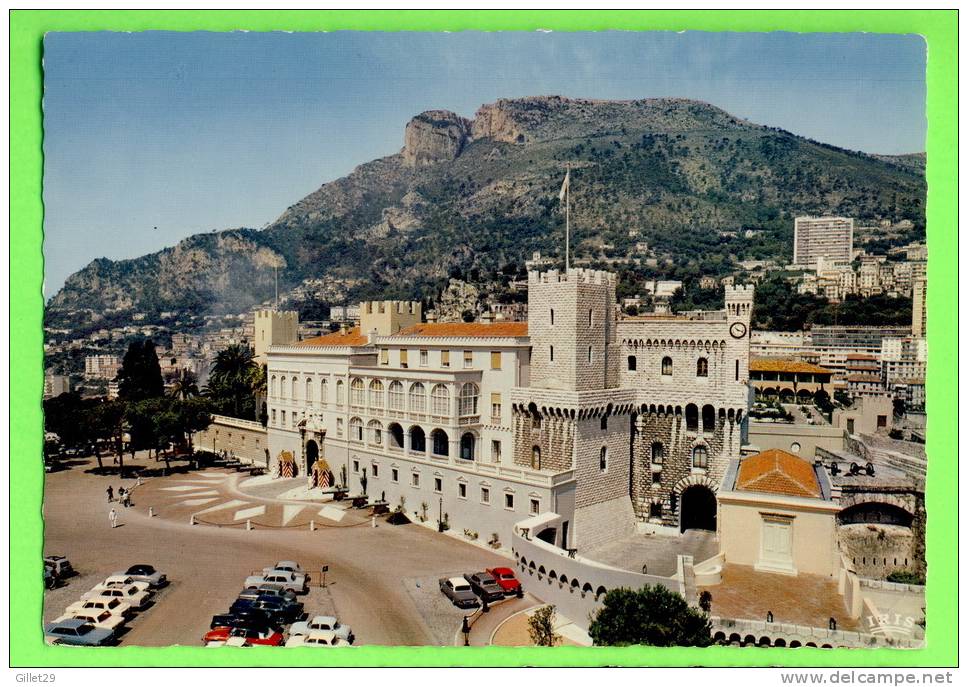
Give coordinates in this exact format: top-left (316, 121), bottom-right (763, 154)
top-left (864, 612), bottom-right (921, 637)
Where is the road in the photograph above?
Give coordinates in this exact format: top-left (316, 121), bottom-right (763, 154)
top-left (42, 455), bottom-right (512, 647)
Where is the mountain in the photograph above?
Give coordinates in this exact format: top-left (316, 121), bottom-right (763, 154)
top-left (46, 96), bottom-right (926, 333)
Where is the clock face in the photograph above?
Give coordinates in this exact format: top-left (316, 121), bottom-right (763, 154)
top-left (730, 322), bottom-right (748, 339)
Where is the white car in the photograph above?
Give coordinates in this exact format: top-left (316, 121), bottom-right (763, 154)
top-left (83, 584), bottom-right (151, 610)
top-left (54, 609), bottom-right (125, 632)
top-left (100, 575), bottom-right (153, 594)
top-left (285, 630), bottom-right (346, 647)
top-left (244, 570), bottom-right (307, 594)
top-left (289, 615), bottom-right (354, 643)
top-left (65, 597), bottom-right (132, 619)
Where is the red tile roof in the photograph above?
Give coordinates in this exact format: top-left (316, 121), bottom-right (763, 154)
top-left (750, 358), bottom-right (833, 375)
top-left (394, 322), bottom-right (529, 338)
top-left (296, 327), bottom-right (369, 347)
top-left (736, 449), bottom-right (822, 498)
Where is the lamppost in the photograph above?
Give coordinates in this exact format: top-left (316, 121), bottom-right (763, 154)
top-left (438, 497), bottom-right (444, 532)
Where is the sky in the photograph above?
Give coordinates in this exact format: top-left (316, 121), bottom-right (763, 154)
top-left (42, 30), bottom-right (926, 296)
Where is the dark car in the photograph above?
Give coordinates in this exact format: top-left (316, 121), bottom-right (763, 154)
top-left (211, 608), bottom-right (272, 630)
top-left (252, 596), bottom-right (304, 624)
top-left (463, 572), bottom-right (505, 603)
top-left (122, 564), bottom-right (167, 588)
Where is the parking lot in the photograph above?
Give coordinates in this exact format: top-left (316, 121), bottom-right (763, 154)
top-left (42, 455), bottom-right (515, 647)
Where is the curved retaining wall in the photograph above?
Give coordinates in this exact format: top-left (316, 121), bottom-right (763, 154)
top-left (511, 529), bottom-right (680, 632)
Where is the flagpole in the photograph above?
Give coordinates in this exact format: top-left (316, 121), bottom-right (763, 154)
top-left (565, 163), bottom-right (570, 271)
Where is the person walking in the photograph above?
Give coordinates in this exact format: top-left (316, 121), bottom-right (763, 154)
top-left (109, 508), bottom-right (118, 528)
top-left (118, 487), bottom-right (125, 504)
top-left (106, 485), bottom-right (114, 502)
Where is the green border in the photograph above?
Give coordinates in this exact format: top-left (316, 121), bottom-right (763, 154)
top-left (10, 9), bottom-right (957, 668)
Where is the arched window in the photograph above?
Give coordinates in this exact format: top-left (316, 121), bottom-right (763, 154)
top-left (368, 379), bottom-right (384, 409)
top-left (280, 376), bottom-right (287, 398)
top-left (350, 378), bottom-right (365, 407)
top-left (270, 375), bottom-right (277, 397)
top-left (600, 415), bottom-right (608, 430)
top-left (431, 384), bottom-right (450, 416)
top-left (349, 417), bottom-right (363, 442)
top-left (388, 381), bottom-right (405, 410)
top-left (409, 382), bottom-right (426, 413)
top-left (661, 357), bottom-right (673, 376)
top-left (685, 404), bottom-right (699, 432)
top-left (409, 426), bottom-right (426, 453)
top-left (599, 446), bottom-right (608, 472)
top-left (460, 433), bottom-right (476, 461)
top-left (628, 355), bottom-right (637, 371)
top-left (305, 378), bottom-right (313, 404)
top-left (388, 423), bottom-right (404, 449)
top-left (697, 357), bottom-right (709, 377)
top-left (702, 404), bottom-right (716, 433)
top-left (335, 380), bottom-right (344, 405)
top-left (531, 446), bottom-right (542, 470)
top-left (651, 442), bottom-right (664, 464)
top-left (320, 378), bottom-right (328, 405)
top-left (367, 419), bottom-right (383, 445)
top-left (291, 377), bottom-right (298, 399)
top-left (458, 383), bottom-right (479, 416)
top-left (692, 445), bottom-right (709, 469)
top-left (431, 429), bottom-right (449, 457)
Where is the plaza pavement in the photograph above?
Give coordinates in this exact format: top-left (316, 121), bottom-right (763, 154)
top-left (41, 453), bottom-right (524, 648)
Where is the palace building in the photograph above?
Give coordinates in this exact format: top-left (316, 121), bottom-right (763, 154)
top-left (265, 268), bottom-right (754, 551)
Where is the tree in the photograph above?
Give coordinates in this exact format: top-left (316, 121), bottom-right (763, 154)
top-left (117, 339), bottom-right (164, 402)
top-left (588, 585), bottom-right (713, 647)
top-left (205, 344), bottom-right (261, 419)
top-left (527, 605), bottom-right (561, 647)
top-left (167, 368), bottom-right (199, 400)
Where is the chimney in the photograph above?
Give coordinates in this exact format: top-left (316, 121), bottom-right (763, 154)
top-left (426, 310), bottom-right (438, 324)
top-left (339, 323), bottom-right (348, 335)
top-left (481, 310), bottom-right (495, 323)
top-left (367, 328), bottom-right (378, 344)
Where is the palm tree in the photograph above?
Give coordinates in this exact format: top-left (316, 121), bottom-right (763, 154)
top-left (205, 344), bottom-right (260, 419)
top-left (167, 368), bottom-right (199, 400)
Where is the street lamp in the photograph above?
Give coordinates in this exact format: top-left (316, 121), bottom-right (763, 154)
top-left (438, 497), bottom-right (444, 533)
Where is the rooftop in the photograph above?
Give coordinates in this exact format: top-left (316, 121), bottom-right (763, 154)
top-left (296, 327), bottom-right (369, 347)
top-left (750, 358), bottom-right (834, 375)
top-left (393, 322), bottom-right (529, 338)
top-left (736, 449), bottom-right (823, 498)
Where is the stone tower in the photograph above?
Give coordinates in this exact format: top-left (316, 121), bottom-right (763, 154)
top-left (527, 268), bottom-right (619, 392)
top-left (254, 310), bottom-right (299, 363)
top-left (359, 300), bottom-right (422, 337)
top-left (725, 284), bottom-right (754, 386)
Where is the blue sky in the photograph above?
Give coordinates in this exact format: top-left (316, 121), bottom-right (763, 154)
top-left (42, 30), bottom-right (926, 295)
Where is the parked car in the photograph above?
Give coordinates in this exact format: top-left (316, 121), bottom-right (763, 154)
top-left (98, 575), bottom-right (152, 595)
top-left (210, 609), bottom-right (272, 631)
top-left (43, 618), bottom-right (114, 646)
top-left (264, 561), bottom-right (308, 584)
top-left (204, 625), bottom-right (284, 647)
top-left (252, 596), bottom-right (304, 624)
top-left (463, 572), bottom-right (505, 603)
top-left (115, 564), bottom-right (167, 588)
top-left (54, 609), bottom-right (125, 633)
top-left (44, 565), bottom-right (56, 590)
top-left (285, 630), bottom-right (347, 647)
top-left (439, 577), bottom-right (480, 609)
top-left (486, 567), bottom-right (522, 595)
top-left (244, 570), bottom-right (307, 594)
top-left (83, 584), bottom-right (151, 610)
top-left (289, 615), bottom-right (354, 643)
top-left (66, 597), bottom-right (133, 619)
top-left (44, 555), bottom-right (74, 579)
top-left (254, 583), bottom-right (297, 603)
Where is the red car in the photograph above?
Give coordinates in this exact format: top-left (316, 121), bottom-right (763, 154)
top-left (203, 626), bottom-right (284, 647)
top-left (486, 567), bottom-right (521, 595)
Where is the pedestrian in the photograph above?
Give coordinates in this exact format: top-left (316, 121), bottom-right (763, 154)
top-left (109, 508), bottom-right (118, 528)
top-left (106, 485), bottom-right (114, 502)
top-left (122, 491), bottom-right (131, 508)
top-left (118, 486), bottom-right (125, 503)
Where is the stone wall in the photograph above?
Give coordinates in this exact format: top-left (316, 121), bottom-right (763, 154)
top-left (838, 523), bottom-right (919, 579)
top-left (195, 415), bottom-right (269, 465)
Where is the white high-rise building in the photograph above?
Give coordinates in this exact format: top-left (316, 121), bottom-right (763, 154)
top-left (793, 216), bottom-right (854, 267)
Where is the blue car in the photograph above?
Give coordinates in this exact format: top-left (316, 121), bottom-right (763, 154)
top-left (44, 618), bottom-right (115, 646)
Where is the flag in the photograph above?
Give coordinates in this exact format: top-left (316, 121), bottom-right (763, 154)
top-left (558, 169), bottom-right (570, 202)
